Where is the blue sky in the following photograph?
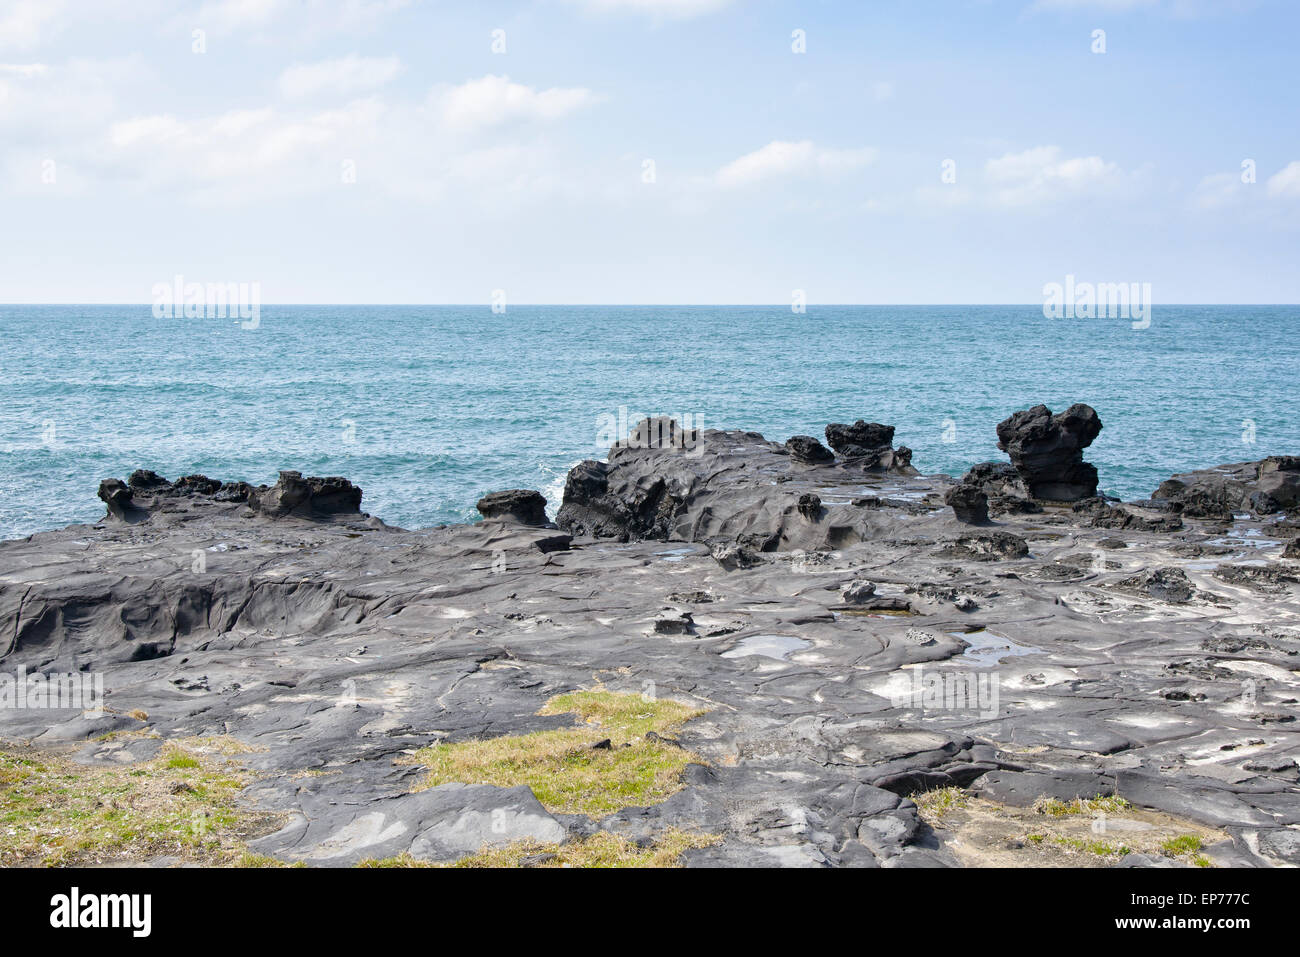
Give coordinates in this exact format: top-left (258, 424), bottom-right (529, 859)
top-left (1, 0), bottom-right (1298, 303)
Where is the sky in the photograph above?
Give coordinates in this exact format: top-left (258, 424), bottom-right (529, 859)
top-left (1, 0), bottom-right (1298, 304)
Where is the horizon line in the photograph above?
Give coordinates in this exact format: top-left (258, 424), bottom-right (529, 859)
top-left (4, 302), bottom-right (1300, 308)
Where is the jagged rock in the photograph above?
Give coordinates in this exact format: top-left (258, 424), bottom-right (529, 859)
top-left (939, 532), bottom-right (1029, 561)
top-left (1285, 540), bottom-right (1300, 560)
top-left (825, 421), bottom-right (895, 456)
top-left (797, 493), bottom-right (822, 519)
top-left (173, 474), bottom-right (222, 495)
top-left (841, 580), bottom-right (877, 604)
top-left (96, 479), bottom-right (135, 520)
top-left (1252, 456), bottom-right (1300, 513)
top-left (711, 543), bottom-right (762, 570)
top-left (1117, 567), bottom-right (1196, 603)
top-left (823, 421), bottom-right (916, 473)
top-left (961, 462), bottom-right (1038, 514)
top-left (477, 489), bottom-right (548, 526)
top-left (652, 612), bottom-right (694, 635)
top-left (1071, 497), bottom-right (1183, 532)
top-left (944, 484), bottom-right (989, 524)
top-left (1154, 457), bottom-right (1300, 518)
top-left (127, 469), bottom-right (170, 490)
top-left (249, 471), bottom-right (363, 518)
top-left (995, 403), bottom-right (1102, 501)
top-left (785, 435), bottom-right (835, 465)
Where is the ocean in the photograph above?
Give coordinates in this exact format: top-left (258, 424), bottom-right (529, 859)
top-left (1, 304), bottom-right (1296, 540)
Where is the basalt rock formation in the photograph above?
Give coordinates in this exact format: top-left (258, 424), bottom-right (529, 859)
top-left (96, 469), bottom-right (366, 524)
top-left (944, 483), bottom-right (989, 525)
top-left (477, 489), bottom-right (549, 526)
top-left (993, 403), bottom-right (1103, 501)
top-left (4, 414), bottom-right (1300, 869)
top-left (824, 420), bottom-right (916, 473)
top-left (1155, 457), bottom-right (1300, 517)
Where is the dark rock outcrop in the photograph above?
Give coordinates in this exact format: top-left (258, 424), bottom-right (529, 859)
top-left (249, 471), bottom-right (362, 518)
top-left (96, 479), bottom-right (137, 521)
top-left (785, 435), bottom-right (835, 465)
top-left (797, 493), bottom-right (822, 519)
top-left (995, 403), bottom-right (1102, 501)
top-left (960, 462), bottom-right (1039, 514)
top-left (824, 420), bottom-right (915, 473)
top-left (1071, 497), bottom-right (1183, 532)
top-left (825, 421), bottom-right (895, 456)
top-left (97, 469), bottom-right (364, 524)
top-left (476, 489), bottom-right (548, 526)
top-left (944, 484), bottom-right (989, 525)
top-left (1153, 456), bottom-right (1300, 517)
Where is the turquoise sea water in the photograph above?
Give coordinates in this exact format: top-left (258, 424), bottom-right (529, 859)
top-left (1, 305), bottom-right (1296, 540)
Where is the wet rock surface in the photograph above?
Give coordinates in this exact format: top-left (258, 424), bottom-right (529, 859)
top-left (4, 421), bottom-right (1300, 867)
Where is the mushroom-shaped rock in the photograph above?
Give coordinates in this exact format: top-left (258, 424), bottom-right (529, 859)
top-left (477, 489), bottom-right (548, 526)
top-left (995, 403), bottom-right (1103, 501)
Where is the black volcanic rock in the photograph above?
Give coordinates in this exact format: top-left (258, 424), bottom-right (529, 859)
top-left (995, 403), bottom-right (1103, 501)
top-left (1253, 456), bottom-right (1300, 514)
top-left (97, 479), bottom-right (135, 520)
top-left (249, 471), bottom-right (363, 517)
top-left (960, 462), bottom-right (1038, 514)
top-left (797, 493), bottom-right (822, 519)
top-left (477, 489), bottom-right (548, 526)
top-left (823, 420), bottom-right (916, 474)
top-left (944, 483), bottom-right (989, 524)
top-left (1153, 456), bottom-right (1300, 517)
top-left (825, 421), bottom-right (895, 456)
top-left (785, 435), bottom-right (835, 464)
top-left (10, 417), bottom-right (1300, 868)
top-left (127, 469), bottom-right (170, 490)
top-left (98, 469), bottom-right (364, 525)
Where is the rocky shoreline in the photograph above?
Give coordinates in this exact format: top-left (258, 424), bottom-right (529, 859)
top-left (1, 404), bottom-right (1298, 867)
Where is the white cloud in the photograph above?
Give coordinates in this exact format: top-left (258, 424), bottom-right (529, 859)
top-left (566, 0), bottom-right (734, 18)
top-left (0, 62), bottom-right (47, 77)
top-left (984, 145), bottom-right (1123, 206)
top-left (14, 71), bottom-right (606, 206)
top-left (716, 140), bottom-right (877, 188)
top-left (430, 74), bottom-right (601, 132)
top-left (279, 55), bottom-right (401, 99)
top-left (196, 0), bottom-right (410, 36)
top-left (1266, 161), bottom-right (1300, 199)
top-left (1190, 171), bottom-right (1246, 210)
top-left (0, 0), bottom-right (67, 50)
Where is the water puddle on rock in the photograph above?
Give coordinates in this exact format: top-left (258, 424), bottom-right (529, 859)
top-left (950, 628), bottom-right (1043, 667)
top-left (654, 546), bottom-right (699, 563)
top-left (721, 635), bottom-right (811, 661)
top-left (1207, 535), bottom-right (1281, 550)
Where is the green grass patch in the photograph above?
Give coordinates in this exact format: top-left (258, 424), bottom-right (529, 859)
top-left (914, 786), bottom-right (969, 824)
top-left (401, 689), bottom-right (707, 816)
top-left (1160, 834), bottom-right (1204, 856)
top-left (358, 829), bottom-right (721, 869)
top-left (0, 738), bottom-right (280, 867)
top-left (1035, 795), bottom-right (1132, 817)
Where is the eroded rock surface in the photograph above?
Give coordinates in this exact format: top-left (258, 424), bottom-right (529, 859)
top-left (4, 418), bottom-right (1299, 868)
